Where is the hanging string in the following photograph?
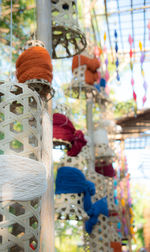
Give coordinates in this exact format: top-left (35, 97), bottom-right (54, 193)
top-left (114, 29), bottom-right (120, 82)
top-left (139, 40), bottom-right (147, 106)
top-left (33, 0), bottom-right (36, 40)
top-left (147, 20), bottom-right (150, 40)
top-left (9, 0), bottom-right (13, 80)
top-left (103, 32), bottom-right (109, 83)
top-left (128, 34), bottom-right (137, 103)
top-left (16, 46), bottom-right (53, 83)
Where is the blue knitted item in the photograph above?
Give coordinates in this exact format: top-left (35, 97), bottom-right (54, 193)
top-left (85, 196), bottom-right (109, 234)
top-left (55, 166), bottom-right (95, 212)
top-left (100, 78), bottom-right (106, 88)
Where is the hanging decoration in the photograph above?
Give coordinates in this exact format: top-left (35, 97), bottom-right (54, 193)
top-left (72, 55), bottom-right (100, 85)
top-left (139, 40), bottom-right (147, 106)
top-left (117, 155), bottom-right (135, 244)
top-left (64, 54), bottom-right (99, 101)
top-left (114, 29), bottom-right (120, 82)
top-left (128, 34), bottom-right (137, 103)
top-left (94, 32), bottom-right (110, 104)
top-left (103, 32), bottom-right (110, 83)
top-left (16, 46), bottom-right (54, 98)
top-left (51, 0), bottom-right (87, 58)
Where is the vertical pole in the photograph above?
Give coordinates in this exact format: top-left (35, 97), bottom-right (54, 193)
top-left (36, 0), bottom-right (52, 53)
top-left (83, 0), bottom-right (95, 171)
top-left (36, 1), bottom-right (54, 251)
top-left (86, 99), bottom-right (95, 171)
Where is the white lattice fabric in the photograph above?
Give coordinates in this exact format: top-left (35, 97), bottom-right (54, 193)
top-left (54, 103), bottom-right (71, 118)
top-left (0, 199), bottom-right (41, 251)
top-left (87, 171), bottom-right (106, 200)
top-left (87, 215), bottom-right (111, 252)
top-left (110, 226), bottom-right (121, 243)
top-left (0, 82), bottom-right (43, 251)
top-left (0, 82), bottom-right (42, 160)
top-left (55, 193), bottom-right (87, 221)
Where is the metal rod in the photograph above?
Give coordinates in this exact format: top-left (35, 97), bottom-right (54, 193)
top-left (131, 0), bottom-right (135, 60)
top-left (36, 0), bottom-right (52, 54)
top-left (143, 0), bottom-right (146, 49)
top-left (95, 4), bottom-right (150, 16)
top-left (104, 0), bottom-right (115, 62)
top-left (116, 0), bottom-right (124, 51)
top-left (36, 1), bottom-right (54, 251)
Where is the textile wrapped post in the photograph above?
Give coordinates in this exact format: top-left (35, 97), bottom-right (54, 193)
top-left (0, 82), bottom-right (45, 251)
top-left (16, 45), bottom-right (55, 99)
top-left (51, 0), bottom-right (86, 58)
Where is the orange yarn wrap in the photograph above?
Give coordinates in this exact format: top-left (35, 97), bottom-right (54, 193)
top-left (72, 55), bottom-right (100, 85)
top-left (111, 242), bottom-right (122, 252)
top-left (16, 46), bottom-right (53, 83)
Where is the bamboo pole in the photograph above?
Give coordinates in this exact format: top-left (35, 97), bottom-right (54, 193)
top-left (36, 1), bottom-right (54, 251)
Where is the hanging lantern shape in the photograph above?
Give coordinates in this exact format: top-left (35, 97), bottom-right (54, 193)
top-left (65, 54), bottom-right (99, 101)
top-left (0, 82), bottom-right (45, 251)
top-left (114, 29), bottom-right (120, 82)
top-left (103, 32), bottom-right (110, 83)
top-left (94, 125), bottom-right (114, 162)
top-left (51, 0), bottom-right (87, 59)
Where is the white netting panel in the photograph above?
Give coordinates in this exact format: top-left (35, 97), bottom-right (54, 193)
top-left (65, 66), bottom-right (99, 100)
top-left (0, 199), bottom-right (41, 251)
top-left (55, 193), bottom-right (87, 221)
top-left (0, 82), bottom-right (42, 161)
top-left (110, 226), bottom-right (121, 243)
top-left (104, 177), bottom-right (118, 211)
top-left (53, 104), bottom-right (71, 118)
top-left (23, 40), bottom-right (45, 50)
top-left (87, 171), bottom-right (118, 211)
top-left (85, 215), bottom-right (111, 252)
top-left (87, 171), bottom-right (106, 201)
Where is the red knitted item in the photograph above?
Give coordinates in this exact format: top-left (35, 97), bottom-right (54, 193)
top-left (53, 113), bottom-right (87, 156)
top-left (95, 161), bottom-right (116, 177)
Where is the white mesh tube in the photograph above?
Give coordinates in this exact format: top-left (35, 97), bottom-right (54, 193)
top-left (0, 155), bottom-right (47, 201)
